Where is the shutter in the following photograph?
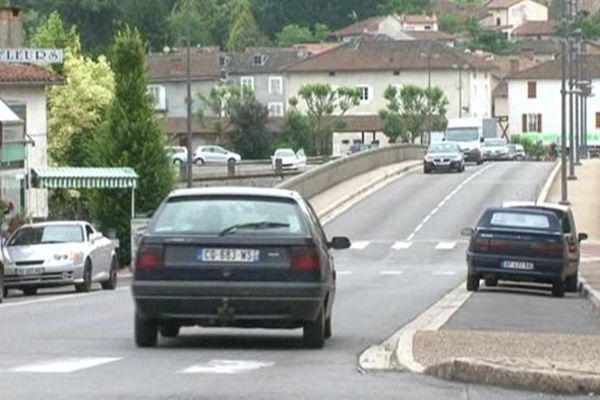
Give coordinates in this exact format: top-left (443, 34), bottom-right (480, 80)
top-left (537, 114), bottom-right (542, 132)
top-left (522, 114), bottom-right (527, 132)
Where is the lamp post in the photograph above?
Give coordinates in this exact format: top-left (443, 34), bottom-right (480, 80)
top-left (420, 43), bottom-right (439, 145)
top-left (452, 64), bottom-right (469, 118)
top-left (185, 0), bottom-right (193, 188)
top-left (567, 0), bottom-right (577, 180)
top-left (560, 16), bottom-right (569, 205)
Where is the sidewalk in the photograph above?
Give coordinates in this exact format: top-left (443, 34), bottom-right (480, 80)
top-left (408, 160), bottom-right (600, 394)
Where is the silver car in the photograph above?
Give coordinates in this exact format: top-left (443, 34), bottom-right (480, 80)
top-left (2, 221), bottom-right (118, 296)
top-left (482, 138), bottom-right (510, 161)
top-left (193, 146), bottom-right (241, 165)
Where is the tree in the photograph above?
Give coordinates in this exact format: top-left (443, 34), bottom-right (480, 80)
top-left (276, 24), bottom-right (314, 46)
top-left (228, 97), bottom-right (271, 159)
top-left (380, 85), bottom-right (448, 143)
top-left (313, 23), bottom-right (330, 42)
top-left (438, 14), bottom-right (465, 34)
top-left (279, 107), bottom-right (313, 152)
top-left (467, 22), bottom-right (511, 53)
top-left (295, 83), bottom-right (360, 155)
top-left (123, 0), bottom-right (172, 51)
top-left (29, 11), bottom-right (80, 74)
top-left (168, 0), bottom-right (220, 47)
top-left (377, 0), bottom-right (434, 15)
top-left (88, 28), bottom-right (174, 265)
top-left (226, 0), bottom-right (265, 51)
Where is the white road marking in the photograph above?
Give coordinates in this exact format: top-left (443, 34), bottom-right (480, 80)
top-left (405, 164), bottom-right (495, 241)
top-left (337, 271), bottom-right (354, 276)
top-left (178, 360), bottom-right (274, 374)
top-left (379, 270), bottom-right (404, 276)
top-left (435, 241), bottom-right (457, 250)
top-left (350, 241), bottom-right (370, 250)
top-left (392, 241), bottom-right (413, 250)
top-left (431, 271), bottom-right (458, 276)
top-left (12, 357), bottom-right (121, 373)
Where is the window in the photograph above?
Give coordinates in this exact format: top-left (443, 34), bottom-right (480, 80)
top-left (268, 76), bottom-right (283, 95)
top-left (253, 54), bottom-right (265, 66)
top-left (268, 102), bottom-right (284, 117)
top-left (329, 71), bottom-right (336, 76)
top-left (240, 76), bottom-right (254, 91)
top-left (356, 85), bottom-right (371, 102)
top-left (527, 81), bottom-right (537, 98)
top-left (490, 211), bottom-right (551, 230)
top-left (522, 113), bottom-right (542, 132)
top-left (147, 85), bottom-right (166, 111)
top-left (496, 17), bottom-right (501, 26)
top-left (596, 112), bottom-right (600, 128)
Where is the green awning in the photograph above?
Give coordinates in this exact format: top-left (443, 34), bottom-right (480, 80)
top-left (32, 167), bottom-right (138, 189)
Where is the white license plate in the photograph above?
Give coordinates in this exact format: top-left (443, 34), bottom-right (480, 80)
top-left (199, 248), bottom-right (260, 263)
top-left (16, 267), bottom-right (44, 275)
top-left (502, 261), bottom-right (534, 270)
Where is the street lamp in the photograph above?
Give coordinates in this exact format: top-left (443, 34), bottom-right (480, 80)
top-left (185, 0), bottom-right (193, 188)
top-left (420, 44), bottom-right (440, 145)
top-left (452, 63), bottom-right (469, 118)
top-left (559, 16), bottom-right (569, 204)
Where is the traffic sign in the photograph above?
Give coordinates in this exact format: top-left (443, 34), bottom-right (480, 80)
top-left (0, 48), bottom-right (63, 64)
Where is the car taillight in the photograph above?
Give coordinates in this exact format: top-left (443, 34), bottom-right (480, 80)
top-left (473, 238), bottom-right (490, 252)
top-left (532, 243), bottom-right (564, 256)
top-left (136, 245), bottom-right (164, 270)
top-left (291, 248), bottom-right (321, 273)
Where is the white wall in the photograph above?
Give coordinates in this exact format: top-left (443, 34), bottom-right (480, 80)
top-left (0, 85), bottom-right (48, 218)
top-left (152, 79), bottom-right (220, 118)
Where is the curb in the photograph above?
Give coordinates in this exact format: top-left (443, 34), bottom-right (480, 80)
top-left (537, 161), bottom-right (560, 203)
top-left (317, 161), bottom-right (421, 222)
top-left (580, 277), bottom-right (600, 309)
top-left (424, 358), bottom-right (600, 395)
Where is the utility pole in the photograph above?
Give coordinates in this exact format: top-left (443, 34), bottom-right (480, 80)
top-left (567, 0), bottom-right (577, 180)
top-left (560, 13), bottom-right (569, 204)
top-left (575, 0), bottom-right (582, 165)
top-left (185, 0), bottom-right (193, 188)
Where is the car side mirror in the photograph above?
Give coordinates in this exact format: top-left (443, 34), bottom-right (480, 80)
top-left (480, 137), bottom-right (484, 143)
top-left (578, 233), bottom-right (588, 242)
top-left (89, 232), bottom-right (103, 243)
top-left (460, 227), bottom-right (474, 237)
top-left (329, 236), bottom-right (351, 250)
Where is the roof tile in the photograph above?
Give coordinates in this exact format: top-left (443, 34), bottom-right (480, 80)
top-left (0, 63), bottom-right (63, 84)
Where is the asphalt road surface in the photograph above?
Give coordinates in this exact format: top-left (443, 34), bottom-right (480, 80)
top-left (2, 161), bottom-right (596, 400)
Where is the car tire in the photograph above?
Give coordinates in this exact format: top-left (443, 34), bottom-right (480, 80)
top-left (101, 257), bottom-right (118, 290)
top-left (423, 167), bottom-right (431, 174)
top-left (22, 287), bottom-right (38, 296)
top-left (476, 159), bottom-right (483, 165)
top-left (135, 311), bottom-right (158, 347)
top-left (160, 323), bottom-right (180, 338)
top-left (303, 307), bottom-right (325, 349)
top-left (173, 159), bottom-right (182, 166)
top-left (565, 274), bottom-right (579, 293)
top-left (194, 158), bottom-right (204, 166)
top-left (466, 274), bottom-right (480, 291)
top-left (75, 259), bottom-right (92, 293)
top-left (0, 270), bottom-right (4, 304)
top-left (552, 279), bottom-right (566, 298)
top-left (484, 277), bottom-right (498, 287)
top-left (228, 158), bottom-right (236, 164)
top-left (324, 316), bottom-right (332, 339)
top-left (2, 287), bottom-right (7, 301)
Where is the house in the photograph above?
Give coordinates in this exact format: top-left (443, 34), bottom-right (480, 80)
top-left (481, 0), bottom-right (549, 39)
top-left (146, 47), bottom-right (222, 148)
top-left (512, 20), bottom-right (558, 41)
top-left (506, 56), bottom-right (599, 145)
top-left (397, 14), bottom-right (438, 31)
top-left (332, 14), bottom-right (443, 42)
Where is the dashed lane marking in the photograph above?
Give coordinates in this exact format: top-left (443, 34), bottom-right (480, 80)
top-left (379, 270), bottom-right (404, 276)
top-left (350, 241), bottom-right (370, 250)
top-left (11, 357), bottom-right (122, 373)
top-left (178, 360), bottom-right (275, 375)
top-left (435, 241), bottom-right (457, 250)
top-left (392, 241), bottom-right (413, 250)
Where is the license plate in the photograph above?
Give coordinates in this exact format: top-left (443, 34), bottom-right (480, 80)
top-left (502, 261), bottom-right (534, 270)
top-left (16, 267), bottom-right (44, 275)
top-left (198, 248), bottom-right (260, 263)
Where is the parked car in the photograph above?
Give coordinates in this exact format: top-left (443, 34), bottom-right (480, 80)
top-left (2, 221), bottom-right (118, 297)
top-left (131, 187), bottom-right (351, 348)
top-left (461, 206), bottom-right (587, 297)
top-left (482, 138), bottom-right (510, 161)
top-left (166, 146), bottom-right (188, 165)
top-left (271, 148), bottom-right (307, 170)
top-left (508, 144), bottom-right (526, 161)
top-left (347, 143), bottom-right (372, 155)
top-left (423, 141), bottom-right (465, 173)
top-left (193, 146), bottom-right (241, 165)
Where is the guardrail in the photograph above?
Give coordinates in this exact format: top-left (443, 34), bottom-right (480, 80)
top-left (277, 144), bottom-right (426, 198)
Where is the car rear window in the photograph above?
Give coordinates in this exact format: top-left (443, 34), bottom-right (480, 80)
top-left (489, 211), bottom-right (553, 230)
top-left (150, 196), bottom-right (308, 236)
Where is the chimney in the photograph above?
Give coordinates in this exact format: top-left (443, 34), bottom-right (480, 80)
top-left (509, 58), bottom-right (519, 73)
top-left (0, 7), bottom-right (24, 48)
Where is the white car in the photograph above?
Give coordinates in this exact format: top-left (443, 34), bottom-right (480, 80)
top-left (166, 146), bottom-right (188, 165)
top-left (193, 146), bottom-right (241, 165)
top-left (2, 221), bottom-right (118, 297)
top-left (271, 148), bottom-right (307, 170)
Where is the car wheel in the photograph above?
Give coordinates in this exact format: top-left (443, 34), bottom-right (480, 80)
top-left (194, 158), bottom-right (204, 166)
top-left (135, 311), bottom-right (158, 347)
top-left (75, 259), bottom-right (92, 293)
top-left (101, 257), bottom-right (118, 290)
top-left (160, 323), bottom-right (180, 338)
top-left (173, 159), bottom-right (182, 166)
top-left (303, 307), bottom-right (325, 349)
top-left (552, 279), bottom-right (566, 298)
top-left (2, 287), bottom-right (7, 301)
top-left (466, 274), bottom-right (480, 291)
top-left (484, 277), bottom-right (498, 287)
top-left (22, 287), bottom-right (38, 296)
top-left (476, 159), bottom-right (483, 165)
top-left (324, 316), bottom-right (332, 339)
top-left (423, 167), bottom-right (431, 174)
top-left (565, 275), bottom-right (578, 293)
top-left (227, 158), bottom-right (236, 164)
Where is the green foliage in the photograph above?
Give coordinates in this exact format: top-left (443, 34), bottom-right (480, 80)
top-left (168, 0), bottom-right (220, 47)
top-left (377, 0), bottom-right (433, 15)
top-left (88, 28), bottom-right (174, 265)
top-left (276, 24), bottom-right (314, 46)
top-left (581, 10), bottom-right (600, 39)
top-left (380, 84), bottom-right (448, 143)
top-left (122, 0), bottom-right (172, 51)
top-left (438, 14), bottom-right (465, 34)
top-left (29, 11), bottom-right (80, 74)
top-left (313, 23), bottom-right (330, 42)
top-left (226, 0), bottom-right (266, 51)
top-left (467, 23), bottom-right (512, 53)
top-left (278, 109), bottom-right (313, 152)
top-left (295, 83), bottom-right (360, 155)
top-left (228, 97), bottom-right (271, 159)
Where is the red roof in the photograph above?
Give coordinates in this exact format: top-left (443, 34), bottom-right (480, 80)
top-left (0, 63), bottom-right (63, 84)
top-left (487, 0), bottom-right (526, 9)
top-left (512, 20), bottom-right (558, 37)
top-left (333, 16), bottom-right (386, 37)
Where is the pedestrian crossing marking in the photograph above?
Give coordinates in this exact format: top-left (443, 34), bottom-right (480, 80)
top-left (350, 241), bottom-right (370, 250)
top-left (12, 357), bottom-right (121, 373)
top-left (392, 241), bottom-right (413, 250)
top-left (178, 360), bottom-right (274, 374)
top-left (435, 241), bottom-right (457, 250)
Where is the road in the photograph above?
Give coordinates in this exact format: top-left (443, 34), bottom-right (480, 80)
top-left (0, 161), bottom-right (594, 400)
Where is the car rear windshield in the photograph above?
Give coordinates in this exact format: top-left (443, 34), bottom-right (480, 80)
top-left (488, 211), bottom-right (555, 230)
top-left (8, 225), bottom-right (84, 246)
top-left (150, 196), bottom-right (309, 236)
top-left (484, 139), bottom-right (505, 147)
top-left (446, 128), bottom-right (478, 141)
top-left (428, 143), bottom-right (458, 153)
top-left (275, 149), bottom-right (295, 157)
